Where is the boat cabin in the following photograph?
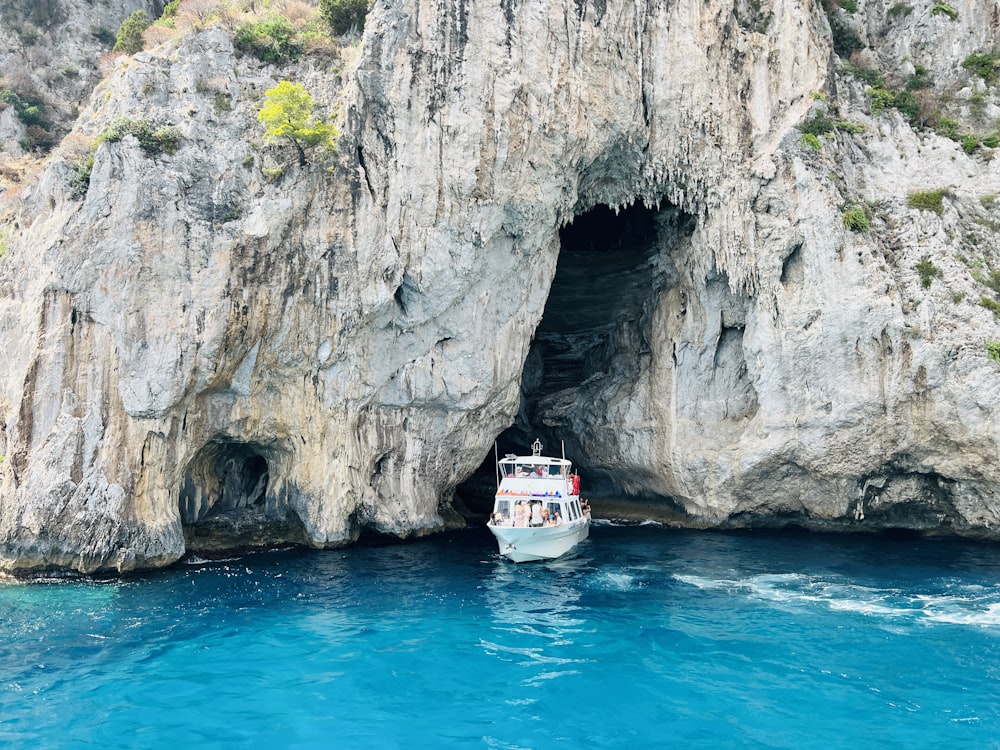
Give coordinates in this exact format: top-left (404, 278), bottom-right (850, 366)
top-left (490, 450), bottom-right (586, 528)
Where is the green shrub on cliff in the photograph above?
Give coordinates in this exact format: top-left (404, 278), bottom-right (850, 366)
top-left (962, 51), bottom-right (1000, 84)
top-left (0, 86), bottom-right (55, 153)
top-left (961, 134), bottom-right (980, 154)
top-left (842, 205), bottom-right (871, 233)
top-left (908, 189), bottom-right (947, 215)
top-left (930, 2), bottom-right (958, 19)
top-left (68, 153), bottom-right (95, 200)
top-left (801, 133), bottom-right (822, 151)
top-left (986, 341), bottom-right (1000, 364)
top-left (98, 117), bottom-right (180, 155)
top-left (800, 113), bottom-right (835, 136)
top-left (320, 0), bottom-right (372, 35)
top-left (113, 9), bottom-right (149, 54)
top-left (234, 16), bottom-right (302, 63)
top-left (981, 296), bottom-right (1000, 317)
top-left (915, 257), bottom-right (941, 288)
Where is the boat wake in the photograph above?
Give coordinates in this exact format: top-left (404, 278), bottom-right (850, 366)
top-left (674, 572), bottom-right (1000, 627)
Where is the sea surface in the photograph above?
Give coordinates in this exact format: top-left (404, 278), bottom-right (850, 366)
top-left (3, 522), bottom-right (1000, 749)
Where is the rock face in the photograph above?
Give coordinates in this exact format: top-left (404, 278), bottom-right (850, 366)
top-left (1, 0), bottom-right (1000, 573)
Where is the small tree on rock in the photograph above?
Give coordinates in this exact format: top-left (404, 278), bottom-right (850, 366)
top-left (113, 9), bottom-right (150, 54)
top-left (257, 81), bottom-right (338, 167)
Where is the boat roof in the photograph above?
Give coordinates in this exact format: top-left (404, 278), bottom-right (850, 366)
top-left (500, 454), bottom-right (572, 466)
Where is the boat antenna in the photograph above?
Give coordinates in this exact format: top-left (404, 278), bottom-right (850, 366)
top-left (494, 441), bottom-right (500, 490)
top-left (561, 440), bottom-right (565, 462)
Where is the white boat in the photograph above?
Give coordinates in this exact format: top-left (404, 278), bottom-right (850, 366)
top-left (487, 439), bottom-right (591, 562)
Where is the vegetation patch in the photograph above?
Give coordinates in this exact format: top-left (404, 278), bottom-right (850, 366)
top-left (962, 51), bottom-right (1000, 85)
top-left (829, 15), bottom-right (864, 57)
top-left (929, 2), bottom-right (958, 20)
top-left (936, 118), bottom-right (960, 140)
top-left (834, 120), bottom-right (865, 134)
top-left (887, 2), bottom-right (914, 17)
top-left (800, 113), bottom-right (835, 136)
top-left (114, 9), bottom-right (150, 54)
top-left (0, 86), bottom-right (55, 153)
top-left (961, 134), bottom-right (980, 154)
top-left (914, 257), bottom-right (941, 288)
top-left (98, 117), bottom-right (180, 155)
top-left (235, 15), bottom-right (302, 63)
top-left (980, 296), bottom-right (1000, 317)
top-left (986, 341), bottom-right (1000, 364)
top-left (68, 153), bottom-right (95, 200)
top-left (842, 205), bottom-right (872, 232)
top-left (320, 0), bottom-right (372, 35)
top-left (67, 118), bottom-right (180, 200)
top-left (907, 189), bottom-right (947, 215)
top-left (905, 65), bottom-right (934, 91)
top-left (801, 133), bottom-right (822, 151)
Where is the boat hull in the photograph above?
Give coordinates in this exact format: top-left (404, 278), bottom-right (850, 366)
top-left (488, 519), bottom-right (590, 562)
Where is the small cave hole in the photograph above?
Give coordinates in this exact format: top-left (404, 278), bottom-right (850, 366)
top-left (179, 438), bottom-right (306, 551)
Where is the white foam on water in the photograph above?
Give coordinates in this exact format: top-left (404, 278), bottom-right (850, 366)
top-left (922, 601), bottom-right (1000, 626)
top-left (674, 571), bottom-right (1000, 627)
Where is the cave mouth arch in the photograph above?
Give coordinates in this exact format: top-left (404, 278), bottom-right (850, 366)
top-left (179, 438), bottom-right (307, 551)
top-left (458, 200), bottom-right (695, 512)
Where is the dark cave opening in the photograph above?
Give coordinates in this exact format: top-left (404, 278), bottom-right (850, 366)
top-left (179, 438), bottom-right (306, 551)
top-left (458, 201), bottom-right (694, 513)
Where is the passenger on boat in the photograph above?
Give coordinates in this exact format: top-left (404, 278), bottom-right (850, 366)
top-left (514, 501), bottom-right (528, 527)
top-left (552, 511), bottom-right (562, 525)
top-left (541, 507), bottom-right (550, 525)
top-left (529, 502), bottom-right (544, 527)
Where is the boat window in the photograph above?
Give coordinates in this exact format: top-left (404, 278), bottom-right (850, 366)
top-left (495, 500), bottom-right (510, 516)
top-left (570, 502), bottom-right (580, 520)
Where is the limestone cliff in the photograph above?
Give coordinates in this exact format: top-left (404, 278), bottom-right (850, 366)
top-left (1, 0), bottom-right (999, 573)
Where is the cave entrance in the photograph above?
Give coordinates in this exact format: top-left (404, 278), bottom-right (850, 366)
top-left (179, 438), bottom-right (306, 551)
top-left (458, 201), bottom-right (694, 512)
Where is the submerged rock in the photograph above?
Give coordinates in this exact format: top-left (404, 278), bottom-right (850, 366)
top-left (1, 0), bottom-right (1000, 573)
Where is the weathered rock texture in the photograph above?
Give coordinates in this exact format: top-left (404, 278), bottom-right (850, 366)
top-left (1, 0), bottom-right (1000, 573)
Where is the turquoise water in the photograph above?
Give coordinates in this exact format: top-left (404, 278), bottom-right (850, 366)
top-left (3, 523), bottom-right (1000, 748)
